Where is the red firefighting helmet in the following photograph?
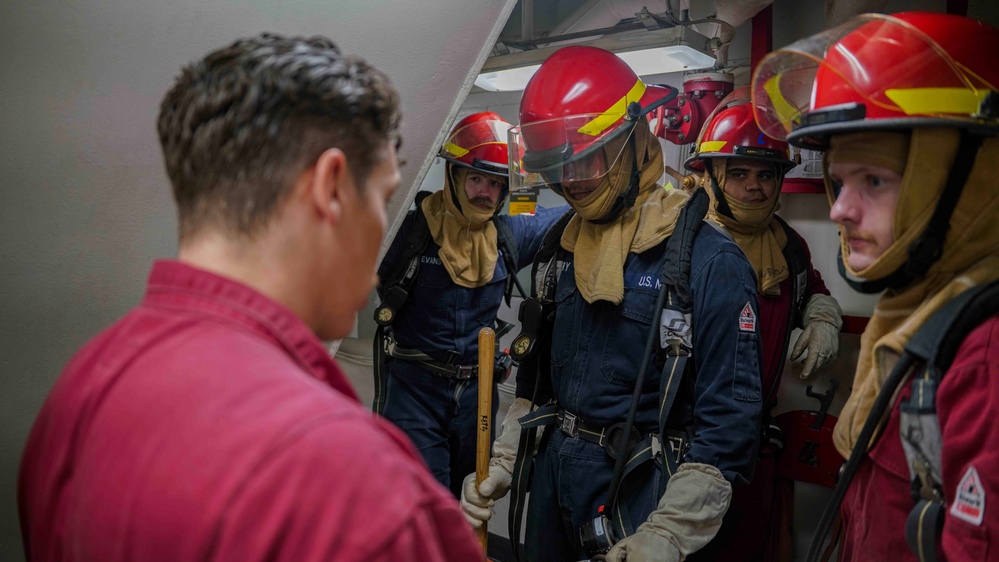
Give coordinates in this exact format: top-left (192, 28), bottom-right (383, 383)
top-left (439, 111), bottom-right (512, 177)
top-left (508, 45), bottom-right (677, 191)
top-left (752, 12), bottom-right (999, 150)
top-left (684, 102), bottom-right (795, 172)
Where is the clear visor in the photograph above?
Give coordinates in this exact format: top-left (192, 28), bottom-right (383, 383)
top-left (751, 14), bottom-right (990, 141)
top-left (508, 113), bottom-right (634, 192)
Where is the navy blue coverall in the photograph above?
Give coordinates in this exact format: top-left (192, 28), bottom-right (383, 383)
top-left (523, 221), bottom-right (764, 561)
top-left (378, 204), bottom-right (564, 496)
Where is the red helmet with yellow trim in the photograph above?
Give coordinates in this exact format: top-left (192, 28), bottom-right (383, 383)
top-left (752, 12), bottom-right (999, 150)
top-left (684, 102), bottom-right (795, 172)
top-left (508, 46), bottom-right (677, 191)
top-left (439, 111), bottom-right (512, 177)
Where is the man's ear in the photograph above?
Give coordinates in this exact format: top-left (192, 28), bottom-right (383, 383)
top-left (312, 148), bottom-right (348, 224)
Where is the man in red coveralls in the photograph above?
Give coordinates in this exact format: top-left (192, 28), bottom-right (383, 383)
top-left (18, 33), bottom-right (481, 562)
top-left (753, 12), bottom-right (999, 561)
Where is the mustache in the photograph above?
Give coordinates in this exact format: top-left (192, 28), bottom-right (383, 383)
top-left (470, 196), bottom-right (495, 208)
top-left (842, 228), bottom-right (875, 242)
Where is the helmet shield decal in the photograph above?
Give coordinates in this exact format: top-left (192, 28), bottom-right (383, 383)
top-left (752, 14), bottom-right (996, 145)
top-left (508, 114), bottom-right (636, 191)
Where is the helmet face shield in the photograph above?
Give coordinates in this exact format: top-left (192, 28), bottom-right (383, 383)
top-left (508, 114), bottom-right (634, 192)
top-left (441, 117), bottom-right (513, 176)
top-left (752, 13), bottom-right (998, 147)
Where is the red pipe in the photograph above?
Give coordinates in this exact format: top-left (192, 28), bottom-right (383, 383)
top-left (750, 4), bottom-right (773, 75)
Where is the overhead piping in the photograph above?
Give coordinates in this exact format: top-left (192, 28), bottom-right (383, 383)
top-left (640, 8), bottom-right (736, 67)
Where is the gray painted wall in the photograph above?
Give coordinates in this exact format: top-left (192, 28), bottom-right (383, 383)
top-left (0, 1), bottom-right (515, 558)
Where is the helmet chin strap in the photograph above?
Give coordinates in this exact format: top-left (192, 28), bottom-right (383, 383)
top-left (839, 132), bottom-right (984, 294)
top-left (493, 187), bottom-right (508, 218)
top-left (445, 162), bottom-right (465, 215)
top-left (705, 160), bottom-right (734, 220)
top-left (590, 136), bottom-right (641, 225)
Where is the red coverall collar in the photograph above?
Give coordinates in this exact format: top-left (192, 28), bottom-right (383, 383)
top-left (143, 259), bottom-right (359, 401)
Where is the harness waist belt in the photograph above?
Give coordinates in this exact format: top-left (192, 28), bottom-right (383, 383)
top-left (418, 360), bottom-right (478, 379)
top-left (555, 409), bottom-right (687, 462)
top-left (385, 340), bottom-right (478, 379)
top-left (556, 409), bottom-right (620, 447)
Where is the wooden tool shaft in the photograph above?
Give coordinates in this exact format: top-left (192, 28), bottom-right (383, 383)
top-left (476, 327), bottom-right (495, 555)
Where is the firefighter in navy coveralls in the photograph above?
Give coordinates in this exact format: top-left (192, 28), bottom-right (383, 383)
top-left (376, 112), bottom-right (563, 497)
top-left (682, 99), bottom-right (842, 561)
top-left (459, 46), bottom-right (764, 562)
top-left (753, 12), bottom-right (999, 561)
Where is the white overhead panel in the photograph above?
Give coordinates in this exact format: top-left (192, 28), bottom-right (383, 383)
top-left (477, 23), bottom-right (717, 92)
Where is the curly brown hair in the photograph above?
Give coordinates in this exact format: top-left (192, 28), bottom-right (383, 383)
top-left (157, 33), bottom-right (401, 242)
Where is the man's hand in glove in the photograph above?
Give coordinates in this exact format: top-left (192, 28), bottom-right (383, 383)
top-left (459, 397), bottom-right (531, 529)
top-left (605, 463), bottom-right (732, 562)
top-left (790, 293), bottom-right (843, 379)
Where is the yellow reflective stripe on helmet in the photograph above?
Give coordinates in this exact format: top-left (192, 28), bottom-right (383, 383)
top-left (699, 140), bottom-right (727, 153)
top-left (763, 74), bottom-right (800, 130)
top-left (885, 87), bottom-right (990, 116)
top-left (443, 142), bottom-right (469, 157)
top-left (578, 80), bottom-right (647, 137)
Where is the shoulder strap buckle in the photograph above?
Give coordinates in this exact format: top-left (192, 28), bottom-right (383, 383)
top-left (664, 337), bottom-right (691, 357)
top-left (913, 458), bottom-right (942, 503)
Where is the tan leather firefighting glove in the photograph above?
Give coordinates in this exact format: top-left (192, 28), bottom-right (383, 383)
top-left (605, 463), bottom-right (732, 562)
top-left (790, 294), bottom-right (843, 379)
top-left (460, 397), bottom-right (531, 529)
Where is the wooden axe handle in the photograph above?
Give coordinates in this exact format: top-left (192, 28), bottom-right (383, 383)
top-left (476, 327), bottom-right (495, 556)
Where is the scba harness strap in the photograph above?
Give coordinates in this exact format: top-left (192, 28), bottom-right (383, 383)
top-left (899, 279), bottom-right (999, 561)
top-left (806, 279), bottom-right (999, 562)
top-left (506, 189), bottom-right (709, 559)
top-left (374, 192), bottom-right (522, 327)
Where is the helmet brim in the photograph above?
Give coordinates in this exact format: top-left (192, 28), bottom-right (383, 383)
top-left (441, 155), bottom-right (510, 177)
top-left (685, 152), bottom-right (796, 172)
top-left (787, 115), bottom-right (999, 150)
